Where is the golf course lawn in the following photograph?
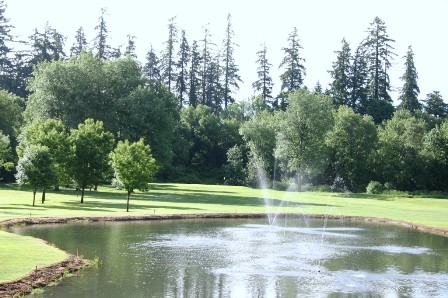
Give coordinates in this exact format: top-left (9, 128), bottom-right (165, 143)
top-left (1, 182), bottom-right (448, 283)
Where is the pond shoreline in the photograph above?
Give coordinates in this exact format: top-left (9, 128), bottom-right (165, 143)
top-left (1, 212), bottom-right (448, 297)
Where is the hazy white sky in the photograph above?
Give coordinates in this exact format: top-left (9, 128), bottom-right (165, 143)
top-left (5, 0), bottom-right (448, 103)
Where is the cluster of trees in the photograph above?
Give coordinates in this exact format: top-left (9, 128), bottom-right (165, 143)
top-left (15, 118), bottom-right (157, 211)
top-left (0, 1), bottom-right (447, 195)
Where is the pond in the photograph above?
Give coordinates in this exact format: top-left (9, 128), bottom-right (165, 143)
top-left (12, 217), bottom-right (448, 297)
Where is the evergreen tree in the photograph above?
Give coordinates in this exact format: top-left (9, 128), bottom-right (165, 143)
top-left (188, 40), bottom-right (202, 107)
top-left (363, 17), bottom-right (396, 103)
top-left (314, 81), bottom-right (323, 94)
top-left (252, 43), bottom-right (273, 106)
top-left (124, 34), bottom-right (137, 58)
top-left (160, 16), bottom-right (178, 92)
top-left (93, 8), bottom-right (111, 60)
top-left (200, 25), bottom-right (215, 106)
top-left (0, 0), bottom-right (14, 91)
top-left (350, 44), bottom-right (369, 113)
top-left (28, 23), bottom-right (66, 64)
top-left (279, 27), bottom-right (306, 97)
top-left (329, 38), bottom-right (352, 107)
top-left (143, 45), bottom-right (161, 83)
top-left (70, 26), bottom-right (88, 57)
top-left (398, 45), bottom-right (421, 112)
top-left (423, 91), bottom-right (447, 118)
top-left (221, 14), bottom-right (242, 109)
top-left (176, 29), bottom-right (190, 105)
top-left (205, 55), bottom-right (223, 112)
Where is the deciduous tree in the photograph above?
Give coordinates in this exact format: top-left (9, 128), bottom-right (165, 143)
top-left (110, 139), bottom-right (157, 211)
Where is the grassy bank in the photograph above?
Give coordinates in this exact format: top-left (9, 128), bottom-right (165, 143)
top-left (1, 182), bottom-right (448, 282)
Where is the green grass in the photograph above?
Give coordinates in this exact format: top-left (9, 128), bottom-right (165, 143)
top-left (0, 231), bottom-right (67, 282)
top-left (1, 182), bottom-right (448, 282)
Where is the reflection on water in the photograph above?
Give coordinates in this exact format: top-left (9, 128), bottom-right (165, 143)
top-left (12, 218), bottom-right (448, 297)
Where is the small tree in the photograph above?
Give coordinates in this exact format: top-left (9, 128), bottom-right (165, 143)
top-left (15, 145), bottom-right (56, 206)
top-left (68, 119), bottom-right (114, 203)
top-left (110, 139), bottom-right (157, 212)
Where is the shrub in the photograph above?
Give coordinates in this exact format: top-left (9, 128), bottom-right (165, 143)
top-left (366, 181), bottom-right (384, 194)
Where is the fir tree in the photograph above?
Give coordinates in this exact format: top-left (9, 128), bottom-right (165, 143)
top-left (398, 46), bottom-right (421, 112)
top-left (221, 14), bottom-right (242, 109)
top-left (93, 8), bottom-right (111, 60)
top-left (160, 16), bottom-right (178, 92)
top-left (70, 27), bottom-right (88, 57)
top-left (124, 35), bottom-right (137, 58)
top-left (200, 25), bottom-right (215, 106)
top-left (350, 44), bottom-right (369, 113)
top-left (329, 38), bottom-right (352, 107)
top-left (252, 43), bottom-right (273, 106)
top-left (279, 27), bottom-right (306, 93)
top-left (188, 40), bottom-right (202, 107)
top-left (423, 91), bottom-right (447, 118)
top-left (176, 29), bottom-right (190, 105)
top-left (0, 0), bottom-right (14, 91)
top-left (143, 45), bottom-right (161, 83)
top-left (363, 17), bottom-right (396, 102)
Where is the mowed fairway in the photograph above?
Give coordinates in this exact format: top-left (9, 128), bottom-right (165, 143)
top-left (1, 182), bottom-right (448, 282)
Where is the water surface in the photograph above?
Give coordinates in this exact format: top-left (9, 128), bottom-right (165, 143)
top-left (13, 218), bottom-right (448, 297)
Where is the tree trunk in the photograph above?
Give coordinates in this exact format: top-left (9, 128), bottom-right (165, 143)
top-left (41, 187), bottom-right (46, 204)
top-left (295, 174), bottom-right (302, 192)
top-left (32, 189), bottom-right (36, 206)
top-left (54, 184), bottom-right (60, 191)
top-left (81, 187), bottom-right (85, 203)
top-left (126, 190), bottom-right (131, 212)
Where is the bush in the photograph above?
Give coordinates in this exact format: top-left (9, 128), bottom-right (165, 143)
top-left (366, 181), bottom-right (384, 194)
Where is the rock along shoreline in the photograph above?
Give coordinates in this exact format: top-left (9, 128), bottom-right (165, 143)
top-left (1, 212), bottom-right (448, 297)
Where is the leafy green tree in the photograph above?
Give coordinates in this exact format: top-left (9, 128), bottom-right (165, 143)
top-left (26, 53), bottom-right (143, 132)
top-left (276, 89), bottom-right (333, 191)
top-left (0, 90), bottom-right (22, 140)
top-left (240, 110), bottom-right (279, 185)
top-left (176, 29), bottom-right (190, 105)
top-left (224, 145), bottom-right (246, 186)
top-left (93, 8), bottom-right (112, 60)
top-left (423, 120), bottom-right (448, 190)
top-left (110, 139), bottom-right (157, 212)
top-left (17, 119), bottom-right (69, 188)
top-left (160, 16), bottom-right (178, 92)
top-left (423, 91), bottom-right (447, 118)
top-left (143, 45), bottom-right (161, 83)
top-left (221, 14), bottom-right (242, 109)
top-left (375, 110), bottom-right (427, 190)
top-left (398, 46), bottom-right (421, 112)
top-left (252, 43), bottom-right (273, 106)
top-left (68, 119), bottom-right (114, 203)
top-left (326, 106), bottom-right (377, 191)
top-left (278, 27), bottom-right (306, 108)
top-left (70, 27), bottom-right (88, 57)
top-left (15, 145), bottom-right (56, 206)
top-left (329, 38), bottom-right (352, 107)
top-left (116, 84), bottom-right (179, 174)
top-left (0, 131), bottom-right (13, 174)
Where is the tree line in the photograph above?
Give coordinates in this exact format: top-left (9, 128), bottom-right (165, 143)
top-left (0, 1), bottom-right (447, 195)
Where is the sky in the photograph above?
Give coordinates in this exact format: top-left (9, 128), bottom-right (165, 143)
top-left (5, 0), bottom-right (448, 104)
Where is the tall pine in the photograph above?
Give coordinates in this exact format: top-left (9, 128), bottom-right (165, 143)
top-left (160, 16), bottom-right (178, 92)
top-left (221, 14), bottom-right (242, 109)
top-left (350, 44), bottom-right (369, 114)
top-left (124, 35), bottom-right (137, 58)
top-left (70, 27), bottom-right (88, 57)
top-left (252, 43), bottom-right (273, 106)
top-left (188, 40), bottom-right (202, 107)
top-left (398, 45), bottom-right (421, 112)
top-left (143, 45), bottom-right (161, 83)
top-left (93, 8), bottom-right (111, 60)
top-left (0, 0), bottom-right (13, 91)
top-left (328, 38), bottom-right (352, 107)
top-left (176, 29), bottom-right (190, 106)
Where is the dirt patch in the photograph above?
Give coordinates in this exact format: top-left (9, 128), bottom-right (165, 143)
top-left (0, 212), bottom-right (447, 297)
top-left (0, 255), bottom-right (88, 298)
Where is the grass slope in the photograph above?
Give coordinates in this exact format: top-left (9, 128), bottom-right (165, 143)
top-left (1, 182), bottom-right (448, 282)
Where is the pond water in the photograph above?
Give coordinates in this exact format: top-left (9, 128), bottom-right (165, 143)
top-left (12, 218), bottom-right (448, 297)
